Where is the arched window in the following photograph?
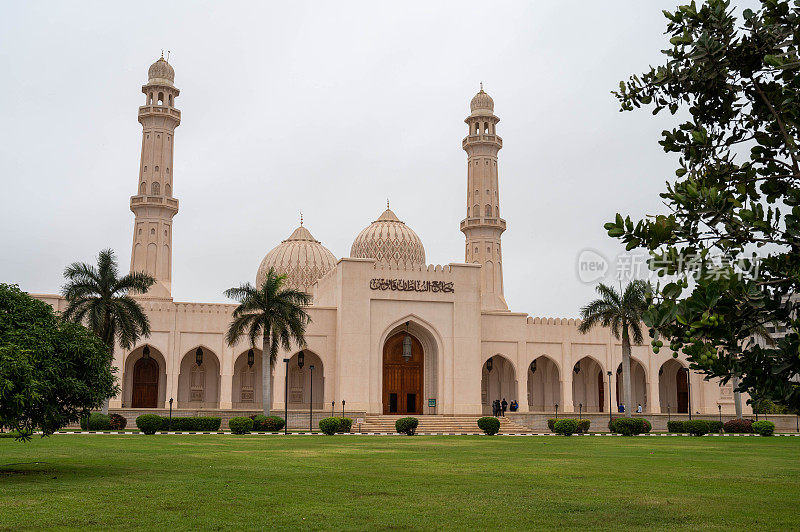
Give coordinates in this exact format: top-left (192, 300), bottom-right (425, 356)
top-left (474, 122), bottom-right (480, 135)
top-left (483, 122), bottom-right (489, 134)
top-left (157, 92), bottom-right (164, 105)
top-left (496, 206), bottom-right (499, 217)
top-left (473, 205), bottom-right (479, 217)
top-left (139, 182), bottom-right (146, 194)
top-left (151, 182), bottom-right (160, 195)
top-left (485, 204), bottom-right (492, 217)
top-left (148, 92), bottom-right (154, 105)
top-left (168, 94), bottom-right (173, 106)
top-left (165, 183), bottom-right (171, 197)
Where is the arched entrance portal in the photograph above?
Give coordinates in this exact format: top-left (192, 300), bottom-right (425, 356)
top-left (527, 356), bottom-right (560, 412)
top-left (572, 357), bottom-right (605, 412)
top-left (482, 355), bottom-right (517, 415)
top-left (132, 356), bottom-right (159, 408)
top-left (659, 359), bottom-right (688, 413)
top-left (616, 360), bottom-right (648, 412)
top-left (383, 331), bottom-right (423, 414)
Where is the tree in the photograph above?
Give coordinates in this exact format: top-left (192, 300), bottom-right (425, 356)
top-left (0, 284), bottom-right (117, 441)
top-left (224, 268), bottom-right (311, 416)
top-left (605, 0), bottom-right (800, 411)
top-left (61, 249), bottom-right (155, 414)
top-left (579, 281), bottom-right (649, 417)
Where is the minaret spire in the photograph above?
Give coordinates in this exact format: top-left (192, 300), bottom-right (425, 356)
top-left (129, 56), bottom-right (181, 298)
top-left (460, 86), bottom-right (508, 310)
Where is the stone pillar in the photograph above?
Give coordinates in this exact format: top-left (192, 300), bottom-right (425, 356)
top-left (219, 373), bottom-right (233, 409)
top-left (516, 376), bottom-right (528, 412)
top-left (648, 370), bottom-right (661, 413)
top-left (561, 374), bottom-right (574, 414)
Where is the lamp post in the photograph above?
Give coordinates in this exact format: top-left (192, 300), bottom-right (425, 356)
top-left (169, 398), bottom-right (173, 431)
top-left (342, 400), bottom-right (346, 418)
top-left (667, 404), bottom-right (671, 424)
top-left (718, 404), bottom-right (722, 426)
top-left (554, 403), bottom-right (559, 419)
top-left (579, 403), bottom-right (582, 421)
top-left (331, 401), bottom-right (335, 417)
top-left (283, 357), bottom-right (290, 435)
top-left (309, 364), bottom-right (314, 433)
top-left (686, 368), bottom-right (692, 420)
top-left (607, 370), bottom-right (612, 423)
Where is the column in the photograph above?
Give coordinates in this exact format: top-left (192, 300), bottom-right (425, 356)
top-left (648, 369), bottom-right (661, 413)
top-left (561, 374), bottom-right (574, 414)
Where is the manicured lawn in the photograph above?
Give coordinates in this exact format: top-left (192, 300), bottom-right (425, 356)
top-left (1, 435), bottom-right (798, 530)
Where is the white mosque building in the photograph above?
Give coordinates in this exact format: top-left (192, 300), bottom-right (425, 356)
top-left (35, 57), bottom-right (745, 424)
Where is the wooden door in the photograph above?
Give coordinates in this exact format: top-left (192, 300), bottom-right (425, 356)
top-left (676, 369), bottom-right (689, 413)
top-left (132, 357), bottom-right (159, 408)
top-left (383, 332), bottom-right (423, 414)
top-left (597, 370), bottom-right (604, 413)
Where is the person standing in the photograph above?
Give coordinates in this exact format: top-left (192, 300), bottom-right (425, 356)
top-left (501, 398), bottom-right (508, 417)
top-left (637, 404), bottom-right (642, 413)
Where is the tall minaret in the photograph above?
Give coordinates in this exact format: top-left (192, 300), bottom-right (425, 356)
top-left (130, 55), bottom-right (180, 299)
top-left (460, 85), bottom-right (508, 311)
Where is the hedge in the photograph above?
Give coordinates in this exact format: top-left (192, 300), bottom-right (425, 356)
top-left (667, 420), bottom-right (687, 433)
top-left (723, 418), bottom-right (754, 433)
top-left (229, 417), bottom-right (254, 434)
top-left (752, 420), bottom-right (775, 436)
top-left (251, 415), bottom-right (285, 432)
top-left (609, 417), bottom-right (649, 436)
top-left (478, 416), bottom-right (501, 435)
top-left (395, 417), bottom-right (419, 435)
top-left (553, 418), bottom-right (578, 436)
top-left (136, 414), bottom-right (162, 435)
top-left (577, 419), bottom-right (591, 434)
top-left (319, 417), bottom-right (353, 435)
top-left (547, 418), bottom-right (557, 432)
top-left (167, 416), bottom-right (221, 431)
top-left (80, 413), bottom-right (111, 430)
top-left (668, 420), bottom-right (722, 434)
top-left (706, 420), bottom-right (723, 433)
top-left (109, 413), bottom-right (127, 430)
top-left (339, 417), bottom-right (353, 433)
top-left (686, 419), bottom-right (709, 436)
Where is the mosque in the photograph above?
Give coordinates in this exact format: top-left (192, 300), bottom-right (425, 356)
top-left (35, 57), bottom-right (743, 419)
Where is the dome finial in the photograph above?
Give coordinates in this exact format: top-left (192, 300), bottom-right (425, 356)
top-left (480, 81), bottom-right (483, 91)
top-left (300, 210), bottom-right (303, 226)
top-left (387, 198), bottom-right (390, 210)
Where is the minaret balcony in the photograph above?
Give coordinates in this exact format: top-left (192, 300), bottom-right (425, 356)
top-left (460, 217), bottom-right (506, 231)
top-left (130, 194), bottom-right (179, 215)
top-left (462, 134), bottom-right (502, 149)
top-left (138, 105), bottom-right (181, 120)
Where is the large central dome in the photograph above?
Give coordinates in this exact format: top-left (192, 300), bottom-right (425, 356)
top-left (257, 224), bottom-right (337, 294)
top-left (350, 207), bottom-right (426, 269)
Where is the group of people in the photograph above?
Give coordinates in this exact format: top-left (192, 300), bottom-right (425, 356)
top-left (492, 398), bottom-right (519, 417)
top-left (617, 403), bottom-right (644, 413)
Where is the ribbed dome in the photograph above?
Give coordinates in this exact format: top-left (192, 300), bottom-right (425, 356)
top-left (470, 88), bottom-right (494, 116)
top-left (148, 57), bottom-right (175, 86)
top-left (256, 225), bottom-right (337, 294)
top-left (350, 207), bottom-right (426, 269)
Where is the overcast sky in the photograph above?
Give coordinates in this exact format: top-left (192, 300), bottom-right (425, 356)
top-left (0, 1), bottom-right (758, 317)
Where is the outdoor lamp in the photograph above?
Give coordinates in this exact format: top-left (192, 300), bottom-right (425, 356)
top-left (529, 360), bottom-right (537, 374)
top-left (298, 350), bottom-right (305, 369)
top-left (247, 348), bottom-right (254, 368)
top-left (402, 321), bottom-right (412, 362)
top-left (195, 347), bottom-right (203, 366)
top-left (486, 358), bottom-right (493, 372)
top-left (574, 361), bottom-right (581, 374)
top-left (142, 345), bottom-right (150, 359)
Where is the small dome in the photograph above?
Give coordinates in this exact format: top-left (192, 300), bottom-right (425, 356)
top-left (256, 224), bottom-right (337, 294)
top-left (148, 57), bottom-right (175, 85)
top-left (351, 207), bottom-right (426, 269)
top-left (470, 87), bottom-right (494, 116)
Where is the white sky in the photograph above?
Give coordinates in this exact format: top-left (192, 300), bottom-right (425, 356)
top-left (0, 1), bottom-right (759, 317)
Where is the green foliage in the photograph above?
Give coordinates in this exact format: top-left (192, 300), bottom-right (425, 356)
top-left (109, 413), bottom-right (127, 430)
top-left (338, 417), bottom-right (353, 433)
top-left (395, 417), bottom-right (419, 435)
top-left (752, 420), bottom-right (775, 436)
top-left (609, 417), bottom-right (649, 436)
top-left (547, 418), bottom-right (557, 431)
top-left (80, 413), bottom-right (111, 430)
top-left (136, 414), bottom-right (162, 435)
top-left (667, 420), bottom-right (687, 433)
top-left (724, 418), bottom-right (754, 433)
top-left (0, 284), bottom-right (118, 440)
top-left (228, 417), bottom-right (253, 434)
top-left (319, 417), bottom-right (340, 435)
top-left (553, 418), bottom-right (578, 436)
top-left (577, 419), bottom-right (591, 433)
top-left (608, 0), bottom-right (800, 412)
top-left (167, 417), bottom-right (221, 432)
top-left (250, 414), bottom-right (285, 431)
top-left (707, 420), bottom-right (724, 433)
top-left (686, 420), bottom-right (710, 436)
top-left (224, 268), bottom-right (311, 416)
top-left (477, 416), bottom-right (501, 435)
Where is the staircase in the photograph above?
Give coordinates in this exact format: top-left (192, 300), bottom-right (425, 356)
top-left (356, 415), bottom-right (535, 434)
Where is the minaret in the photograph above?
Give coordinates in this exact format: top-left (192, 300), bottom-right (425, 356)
top-left (129, 55), bottom-right (180, 298)
top-left (460, 85), bottom-right (508, 311)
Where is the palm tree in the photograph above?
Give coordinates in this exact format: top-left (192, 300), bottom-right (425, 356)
top-left (224, 268), bottom-right (311, 416)
top-left (578, 280), bottom-right (649, 417)
top-left (62, 248), bottom-right (155, 414)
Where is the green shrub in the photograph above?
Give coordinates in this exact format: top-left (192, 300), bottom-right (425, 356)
top-left (251, 415), bottom-right (284, 432)
top-left (547, 418), bottom-right (557, 431)
top-left (610, 417), bottom-right (648, 436)
top-left (577, 419), bottom-right (591, 433)
top-left (752, 420), bottom-right (775, 436)
top-left (251, 415), bottom-right (267, 430)
top-left (167, 416), bottom-right (221, 431)
top-left (686, 419), bottom-right (709, 436)
top-left (109, 413), bottom-right (127, 430)
top-left (706, 420), bottom-right (723, 433)
top-left (667, 420), bottom-right (686, 433)
top-left (478, 416), bottom-right (501, 435)
top-left (319, 417), bottom-right (340, 435)
top-left (228, 417), bottom-right (253, 434)
top-left (80, 413), bottom-right (111, 430)
top-left (553, 418), bottom-right (578, 436)
top-left (136, 414), bottom-right (162, 435)
top-left (723, 418), bottom-right (753, 433)
top-left (640, 418), bottom-right (652, 433)
top-left (338, 417), bottom-right (353, 433)
top-left (395, 417), bottom-right (419, 435)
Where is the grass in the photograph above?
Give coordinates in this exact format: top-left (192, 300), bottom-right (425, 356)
top-left (1, 435), bottom-right (798, 530)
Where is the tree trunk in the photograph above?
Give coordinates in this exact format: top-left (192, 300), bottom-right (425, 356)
top-left (262, 333), bottom-right (272, 416)
top-left (733, 375), bottom-right (743, 419)
top-left (621, 328), bottom-right (633, 418)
